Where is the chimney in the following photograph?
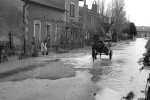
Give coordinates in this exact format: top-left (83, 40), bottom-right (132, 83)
top-left (92, 1), bottom-right (97, 13)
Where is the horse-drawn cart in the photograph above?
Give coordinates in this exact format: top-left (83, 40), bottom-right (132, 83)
top-left (92, 35), bottom-right (113, 61)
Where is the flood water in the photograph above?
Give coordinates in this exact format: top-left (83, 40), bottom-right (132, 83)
top-left (93, 38), bottom-right (149, 100)
top-left (1, 38), bottom-right (150, 100)
top-left (63, 38), bottom-right (150, 100)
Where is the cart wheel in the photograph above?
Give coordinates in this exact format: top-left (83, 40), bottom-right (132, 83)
top-left (109, 50), bottom-right (113, 60)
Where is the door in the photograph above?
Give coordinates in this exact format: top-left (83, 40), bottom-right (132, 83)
top-left (46, 22), bottom-right (52, 37)
top-left (46, 22), bottom-right (52, 47)
top-left (34, 21), bottom-right (41, 43)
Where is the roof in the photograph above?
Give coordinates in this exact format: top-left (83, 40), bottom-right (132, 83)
top-left (23, 0), bottom-right (66, 11)
top-left (136, 26), bottom-right (150, 32)
top-left (79, 6), bottom-right (99, 17)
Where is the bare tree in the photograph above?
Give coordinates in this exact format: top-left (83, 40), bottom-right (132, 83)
top-left (111, 0), bottom-right (128, 38)
top-left (96, 0), bottom-right (113, 36)
top-left (95, 0), bottom-right (128, 40)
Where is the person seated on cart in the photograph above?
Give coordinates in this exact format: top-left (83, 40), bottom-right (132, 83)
top-left (92, 34), bottom-right (106, 50)
top-left (104, 33), bottom-right (112, 47)
top-left (93, 34), bottom-right (99, 44)
top-left (93, 34), bottom-right (104, 45)
top-left (98, 37), bottom-right (105, 45)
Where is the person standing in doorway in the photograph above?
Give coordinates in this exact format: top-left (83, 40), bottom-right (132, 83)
top-left (41, 41), bottom-right (47, 55)
top-left (43, 36), bottom-right (50, 55)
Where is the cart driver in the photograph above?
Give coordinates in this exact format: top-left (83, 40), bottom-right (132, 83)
top-left (93, 34), bottom-right (99, 45)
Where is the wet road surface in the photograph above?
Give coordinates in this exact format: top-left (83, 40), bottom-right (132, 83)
top-left (1, 38), bottom-right (150, 100)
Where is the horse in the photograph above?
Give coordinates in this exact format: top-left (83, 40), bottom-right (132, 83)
top-left (92, 40), bottom-right (105, 61)
top-left (92, 35), bottom-right (113, 61)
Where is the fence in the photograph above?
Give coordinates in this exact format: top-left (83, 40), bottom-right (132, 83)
top-left (0, 23), bottom-right (87, 61)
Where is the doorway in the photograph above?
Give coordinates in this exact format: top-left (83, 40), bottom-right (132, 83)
top-left (34, 20), bottom-right (41, 42)
top-left (46, 22), bottom-right (52, 47)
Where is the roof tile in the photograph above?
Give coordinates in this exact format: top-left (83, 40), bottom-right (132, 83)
top-left (25, 0), bottom-right (66, 11)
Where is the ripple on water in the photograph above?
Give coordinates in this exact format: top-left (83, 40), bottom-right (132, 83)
top-left (95, 88), bottom-right (123, 100)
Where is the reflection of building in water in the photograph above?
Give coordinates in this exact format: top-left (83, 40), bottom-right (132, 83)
top-left (136, 26), bottom-right (150, 37)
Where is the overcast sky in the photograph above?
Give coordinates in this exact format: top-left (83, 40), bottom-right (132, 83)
top-left (79, 0), bottom-right (150, 26)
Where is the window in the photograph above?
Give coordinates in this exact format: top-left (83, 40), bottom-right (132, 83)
top-left (55, 25), bottom-right (61, 42)
top-left (70, 3), bottom-right (75, 18)
top-left (46, 22), bottom-right (52, 37)
top-left (34, 20), bottom-right (41, 42)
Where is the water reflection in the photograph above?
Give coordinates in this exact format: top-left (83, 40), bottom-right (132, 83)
top-left (91, 75), bottom-right (101, 83)
top-left (0, 61), bottom-right (77, 82)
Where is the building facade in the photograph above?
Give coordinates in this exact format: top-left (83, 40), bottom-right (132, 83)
top-left (24, 0), bottom-right (66, 47)
top-left (65, 0), bottom-right (80, 23)
top-left (23, 0), bottom-right (83, 48)
top-left (136, 26), bottom-right (150, 37)
top-left (79, 2), bottom-right (99, 44)
top-left (0, 0), bottom-right (83, 49)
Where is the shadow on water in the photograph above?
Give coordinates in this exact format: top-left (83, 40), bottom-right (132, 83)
top-left (90, 59), bottom-right (113, 83)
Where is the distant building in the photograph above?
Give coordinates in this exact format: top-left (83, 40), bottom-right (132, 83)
top-left (79, 1), bottom-right (99, 42)
top-left (136, 26), bottom-right (150, 37)
top-left (65, 0), bottom-right (80, 23)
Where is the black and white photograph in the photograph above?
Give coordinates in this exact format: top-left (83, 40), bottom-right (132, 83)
top-left (0, 0), bottom-right (150, 100)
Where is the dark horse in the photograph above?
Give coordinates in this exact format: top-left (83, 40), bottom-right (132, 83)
top-left (92, 35), bottom-right (103, 61)
top-left (92, 35), bottom-right (111, 61)
top-left (92, 41), bottom-right (109, 61)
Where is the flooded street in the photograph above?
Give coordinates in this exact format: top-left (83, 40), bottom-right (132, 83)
top-left (0, 38), bottom-right (149, 100)
top-left (93, 38), bottom-right (149, 100)
top-left (63, 38), bottom-right (150, 100)
top-left (1, 0), bottom-right (150, 99)
top-left (61, 38), bottom-right (149, 100)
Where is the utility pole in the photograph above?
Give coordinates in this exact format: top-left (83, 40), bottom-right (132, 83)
top-left (23, 1), bottom-right (28, 54)
top-left (83, 0), bottom-right (87, 47)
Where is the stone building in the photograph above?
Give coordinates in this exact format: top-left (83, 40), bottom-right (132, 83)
top-left (0, 0), bottom-right (83, 48)
top-left (136, 26), bottom-right (150, 37)
top-left (78, 2), bottom-right (99, 44)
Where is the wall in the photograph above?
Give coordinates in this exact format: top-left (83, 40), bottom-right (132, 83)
top-left (0, 0), bottom-right (23, 36)
top-left (0, 0), bottom-right (23, 17)
top-left (26, 3), bottom-right (66, 46)
top-left (79, 7), bottom-right (98, 40)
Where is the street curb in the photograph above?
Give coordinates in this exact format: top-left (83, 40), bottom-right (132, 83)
top-left (0, 59), bottom-right (60, 79)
